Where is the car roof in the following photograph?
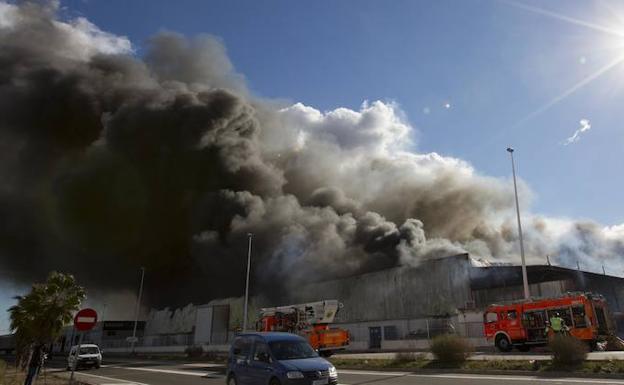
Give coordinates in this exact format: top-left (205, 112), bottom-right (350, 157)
top-left (235, 332), bottom-right (306, 342)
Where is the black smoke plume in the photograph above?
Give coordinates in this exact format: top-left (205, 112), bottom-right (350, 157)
top-left (1, 1), bottom-right (622, 310)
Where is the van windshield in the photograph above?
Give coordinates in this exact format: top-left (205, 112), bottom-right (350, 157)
top-left (79, 347), bottom-right (99, 355)
top-left (269, 340), bottom-right (318, 360)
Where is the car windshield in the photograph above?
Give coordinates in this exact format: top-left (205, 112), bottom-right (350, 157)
top-left (269, 340), bottom-right (318, 360)
top-left (79, 347), bottom-right (99, 354)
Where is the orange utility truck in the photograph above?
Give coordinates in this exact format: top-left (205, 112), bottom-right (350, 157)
top-left (484, 292), bottom-right (615, 352)
top-left (257, 300), bottom-right (350, 356)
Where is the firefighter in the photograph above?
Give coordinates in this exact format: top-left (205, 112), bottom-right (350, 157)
top-left (549, 312), bottom-right (568, 335)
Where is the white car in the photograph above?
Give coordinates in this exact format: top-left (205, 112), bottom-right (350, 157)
top-left (67, 344), bottom-right (102, 370)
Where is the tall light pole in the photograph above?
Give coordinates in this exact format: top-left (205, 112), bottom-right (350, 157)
top-left (242, 233), bottom-right (253, 331)
top-left (507, 147), bottom-right (530, 300)
top-left (131, 267), bottom-right (145, 353)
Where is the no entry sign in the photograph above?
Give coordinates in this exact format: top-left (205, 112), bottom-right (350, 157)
top-left (74, 308), bottom-right (98, 331)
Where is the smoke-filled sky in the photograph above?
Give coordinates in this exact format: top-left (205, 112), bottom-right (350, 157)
top-left (1, 0), bottom-right (624, 331)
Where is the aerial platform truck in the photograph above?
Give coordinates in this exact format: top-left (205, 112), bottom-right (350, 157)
top-left (256, 299), bottom-right (350, 357)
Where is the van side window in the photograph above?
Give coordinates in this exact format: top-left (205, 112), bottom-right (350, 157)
top-left (232, 337), bottom-right (252, 360)
top-left (252, 342), bottom-right (271, 363)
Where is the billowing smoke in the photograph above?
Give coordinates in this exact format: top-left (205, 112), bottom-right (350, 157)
top-left (0, 2), bottom-right (622, 310)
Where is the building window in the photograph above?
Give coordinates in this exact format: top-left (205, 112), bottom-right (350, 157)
top-left (383, 325), bottom-right (399, 340)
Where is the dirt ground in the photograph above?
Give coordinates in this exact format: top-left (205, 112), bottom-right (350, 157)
top-left (0, 361), bottom-right (73, 385)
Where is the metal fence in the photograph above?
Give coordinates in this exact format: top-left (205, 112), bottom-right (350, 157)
top-left (100, 333), bottom-right (194, 349)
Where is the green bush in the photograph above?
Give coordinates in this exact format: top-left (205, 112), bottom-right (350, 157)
top-left (430, 334), bottom-right (472, 365)
top-left (549, 335), bottom-right (588, 369)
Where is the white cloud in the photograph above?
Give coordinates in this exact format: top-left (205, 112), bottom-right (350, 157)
top-left (563, 118), bottom-right (591, 145)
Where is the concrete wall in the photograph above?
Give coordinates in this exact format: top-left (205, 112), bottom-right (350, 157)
top-left (291, 254), bottom-right (473, 322)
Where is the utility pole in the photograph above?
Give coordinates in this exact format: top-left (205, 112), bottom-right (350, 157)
top-left (131, 267), bottom-right (145, 354)
top-left (507, 147), bottom-right (530, 300)
top-left (242, 233), bottom-right (253, 331)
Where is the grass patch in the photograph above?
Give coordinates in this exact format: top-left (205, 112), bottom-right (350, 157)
top-left (330, 356), bottom-right (624, 376)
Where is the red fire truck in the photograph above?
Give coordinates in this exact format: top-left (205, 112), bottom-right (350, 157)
top-left (484, 292), bottom-right (615, 352)
top-left (256, 300), bottom-right (350, 356)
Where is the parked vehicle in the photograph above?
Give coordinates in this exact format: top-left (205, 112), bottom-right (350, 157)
top-left (227, 332), bottom-right (338, 385)
top-left (257, 300), bottom-right (349, 357)
top-left (0, 334), bottom-right (15, 355)
top-left (67, 344), bottom-right (102, 370)
top-left (484, 292), bottom-right (615, 352)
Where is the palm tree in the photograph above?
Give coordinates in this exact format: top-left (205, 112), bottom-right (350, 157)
top-left (9, 272), bottom-right (86, 365)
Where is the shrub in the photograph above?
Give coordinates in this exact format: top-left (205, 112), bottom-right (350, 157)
top-left (430, 334), bottom-right (472, 365)
top-left (549, 335), bottom-right (588, 369)
top-left (185, 345), bottom-right (204, 358)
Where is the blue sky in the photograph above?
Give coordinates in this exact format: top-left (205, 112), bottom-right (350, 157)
top-left (59, 0), bottom-right (623, 225)
top-left (1, 0), bottom-right (623, 332)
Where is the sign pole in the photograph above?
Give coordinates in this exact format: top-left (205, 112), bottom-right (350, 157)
top-left (68, 333), bottom-right (83, 384)
top-left (68, 308), bottom-right (98, 385)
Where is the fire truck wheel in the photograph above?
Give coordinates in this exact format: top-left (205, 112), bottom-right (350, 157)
top-left (495, 335), bottom-right (512, 352)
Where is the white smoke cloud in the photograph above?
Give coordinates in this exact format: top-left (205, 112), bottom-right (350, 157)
top-left (563, 118), bottom-right (592, 145)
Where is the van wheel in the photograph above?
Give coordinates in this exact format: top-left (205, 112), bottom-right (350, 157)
top-left (269, 378), bottom-right (281, 385)
top-left (227, 374), bottom-right (237, 385)
top-left (496, 335), bottom-right (512, 352)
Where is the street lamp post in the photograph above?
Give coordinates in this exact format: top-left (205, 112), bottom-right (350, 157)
top-left (242, 233), bottom-right (253, 331)
top-left (507, 147), bottom-right (530, 300)
top-left (131, 267), bottom-right (145, 353)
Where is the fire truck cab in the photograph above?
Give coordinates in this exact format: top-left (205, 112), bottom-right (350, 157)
top-left (484, 292), bottom-right (615, 352)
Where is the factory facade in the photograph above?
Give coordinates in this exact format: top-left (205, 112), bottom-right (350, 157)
top-left (79, 253), bottom-right (624, 353)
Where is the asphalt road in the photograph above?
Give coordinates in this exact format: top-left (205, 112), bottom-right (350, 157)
top-left (42, 358), bottom-right (624, 385)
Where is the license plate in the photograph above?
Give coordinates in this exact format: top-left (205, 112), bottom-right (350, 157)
top-left (313, 379), bottom-right (328, 385)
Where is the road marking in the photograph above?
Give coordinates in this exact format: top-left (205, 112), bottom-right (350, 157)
top-left (182, 363), bottom-right (224, 367)
top-left (338, 370), bottom-right (624, 384)
top-left (102, 365), bottom-right (222, 377)
top-left (64, 371), bottom-right (150, 385)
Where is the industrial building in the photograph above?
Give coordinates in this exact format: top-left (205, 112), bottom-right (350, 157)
top-left (5, 253), bottom-right (622, 355)
top-left (92, 253), bottom-right (624, 353)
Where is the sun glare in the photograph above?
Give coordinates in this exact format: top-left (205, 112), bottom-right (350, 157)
top-left (503, 0), bottom-right (624, 127)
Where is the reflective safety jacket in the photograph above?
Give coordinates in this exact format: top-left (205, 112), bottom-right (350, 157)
top-left (550, 316), bottom-right (564, 332)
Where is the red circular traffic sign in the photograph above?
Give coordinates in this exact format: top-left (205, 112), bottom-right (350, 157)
top-left (74, 308), bottom-right (98, 331)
